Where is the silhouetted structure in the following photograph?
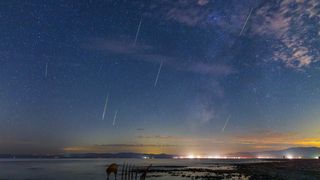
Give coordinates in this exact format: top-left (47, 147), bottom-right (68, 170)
top-left (106, 163), bottom-right (152, 180)
top-left (139, 164), bottom-right (152, 180)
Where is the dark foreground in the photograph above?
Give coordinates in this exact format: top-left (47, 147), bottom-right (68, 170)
top-left (236, 159), bottom-right (320, 180)
top-left (0, 159), bottom-right (319, 179)
top-left (145, 159), bottom-right (320, 179)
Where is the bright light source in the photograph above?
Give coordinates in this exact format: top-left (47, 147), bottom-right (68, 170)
top-left (187, 155), bottom-right (195, 159)
top-left (286, 155), bottom-right (293, 159)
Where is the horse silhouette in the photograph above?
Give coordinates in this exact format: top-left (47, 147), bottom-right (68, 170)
top-left (106, 163), bottom-right (118, 180)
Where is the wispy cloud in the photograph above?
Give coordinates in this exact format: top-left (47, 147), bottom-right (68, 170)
top-left (137, 135), bottom-right (175, 140)
top-left (85, 38), bottom-right (153, 55)
top-left (143, 0), bottom-right (320, 69)
top-left (187, 62), bottom-right (234, 75)
top-left (231, 129), bottom-right (320, 150)
top-left (144, 0), bottom-right (253, 33)
top-left (63, 143), bottom-right (180, 154)
top-left (85, 38), bottom-right (234, 76)
top-left (252, 0), bottom-right (320, 69)
top-left (234, 130), bottom-right (298, 145)
top-left (145, 0), bottom-right (211, 26)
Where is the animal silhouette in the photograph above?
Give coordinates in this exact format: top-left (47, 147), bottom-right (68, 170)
top-left (106, 163), bottom-right (118, 180)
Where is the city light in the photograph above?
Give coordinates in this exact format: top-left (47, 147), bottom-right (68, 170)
top-left (174, 154), bottom-right (252, 159)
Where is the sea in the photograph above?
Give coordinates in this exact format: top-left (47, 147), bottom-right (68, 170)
top-left (0, 158), bottom-right (268, 180)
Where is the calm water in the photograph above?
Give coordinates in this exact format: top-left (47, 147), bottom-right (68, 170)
top-left (0, 158), bottom-right (265, 180)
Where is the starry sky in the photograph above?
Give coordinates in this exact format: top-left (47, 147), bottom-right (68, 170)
top-left (0, 0), bottom-right (320, 155)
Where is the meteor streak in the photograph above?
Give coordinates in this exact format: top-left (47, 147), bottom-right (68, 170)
top-left (154, 60), bottom-right (163, 87)
top-left (102, 94), bottom-right (109, 120)
top-left (239, 8), bottom-right (253, 36)
top-left (45, 62), bottom-right (48, 78)
top-left (112, 110), bottom-right (118, 126)
top-left (133, 17), bottom-right (142, 46)
top-left (222, 115), bottom-right (231, 132)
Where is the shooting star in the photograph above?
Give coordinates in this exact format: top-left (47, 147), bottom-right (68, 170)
top-left (45, 62), bottom-right (48, 78)
top-left (239, 8), bottom-right (253, 36)
top-left (133, 17), bottom-right (142, 46)
top-left (154, 60), bottom-right (163, 87)
top-left (221, 115), bottom-right (231, 132)
top-left (101, 94), bottom-right (109, 120)
top-left (98, 63), bottom-right (103, 74)
top-left (112, 110), bottom-right (118, 126)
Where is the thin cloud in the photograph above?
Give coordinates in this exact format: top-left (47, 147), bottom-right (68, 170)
top-left (144, 0), bottom-right (320, 69)
top-left (85, 38), bottom-right (153, 55)
top-left (229, 130), bottom-right (320, 149)
top-left (252, 0), bottom-right (320, 69)
top-left (84, 38), bottom-right (234, 76)
top-left (187, 62), bottom-right (235, 75)
top-left (63, 143), bottom-right (180, 154)
top-left (143, 0), bottom-right (256, 35)
top-left (137, 135), bottom-right (175, 140)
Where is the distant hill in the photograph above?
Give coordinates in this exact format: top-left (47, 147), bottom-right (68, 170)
top-left (0, 152), bottom-right (175, 159)
top-left (229, 147), bottom-right (320, 158)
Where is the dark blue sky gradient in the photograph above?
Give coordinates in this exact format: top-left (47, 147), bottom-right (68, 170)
top-left (0, 0), bottom-right (320, 154)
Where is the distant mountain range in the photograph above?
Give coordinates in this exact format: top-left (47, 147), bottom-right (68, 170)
top-left (228, 147), bottom-right (320, 158)
top-left (0, 152), bottom-right (175, 159)
top-left (1, 147), bottom-right (319, 159)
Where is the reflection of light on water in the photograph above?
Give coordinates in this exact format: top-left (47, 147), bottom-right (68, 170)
top-left (174, 154), bottom-right (309, 159)
top-left (174, 154), bottom-right (248, 159)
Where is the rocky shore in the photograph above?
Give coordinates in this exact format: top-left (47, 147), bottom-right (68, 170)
top-left (145, 159), bottom-right (320, 180)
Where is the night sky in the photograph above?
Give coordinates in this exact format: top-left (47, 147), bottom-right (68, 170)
top-left (1, 0), bottom-right (320, 155)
